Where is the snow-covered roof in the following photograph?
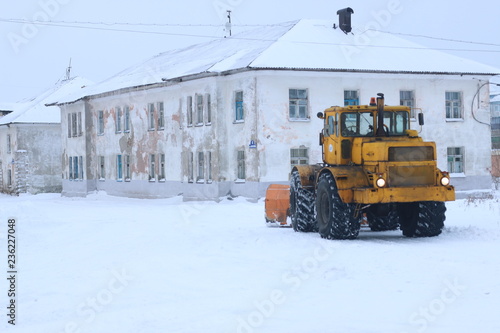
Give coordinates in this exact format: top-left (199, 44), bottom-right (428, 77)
top-left (56, 19), bottom-right (500, 105)
top-left (0, 77), bottom-right (92, 125)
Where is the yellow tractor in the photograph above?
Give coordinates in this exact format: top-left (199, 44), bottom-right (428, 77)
top-left (265, 93), bottom-right (455, 239)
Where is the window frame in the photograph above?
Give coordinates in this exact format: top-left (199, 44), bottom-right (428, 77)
top-left (158, 153), bottom-right (166, 182)
top-left (344, 90), bottom-right (359, 106)
top-left (149, 154), bottom-right (156, 181)
top-left (77, 112), bottom-right (83, 136)
top-left (188, 152), bottom-right (194, 183)
top-left (7, 134), bottom-right (11, 154)
top-left (197, 151), bottom-right (204, 183)
top-left (446, 91), bottom-right (463, 120)
top-left (115, 107), bottom-right (122, 133)
top-left (117, 154), bottom-right (123, 181)
top-left (196, 94), bottom-right (204, 125)
top-left (157, 102), bottom-right (165, 130)
top-left (71, 113), bottom-right (77, 137)
top-left (289, 88), bottom-right (309, 120)
top-left (206, 94), bottom-right (212, 125)
top-left (99, 156), bottom-right (105, 181)
top-left (237, 150), bottom-right (245, 181)
top-left (124, 106), bottom-right (130, 133)
top-left (447, 147), bottom-right (465, 174)
top-left (124, 155), bottom-right (131, 181)
top-left (290, 147), bottom-right (309, 169)
top-left (207, 151), bottom-right (212, 183)
top-left (148, 103), bottom-right (155, 131)
top-left (187, 96), bottom-right (193, 127)
top-left (235, 91), bottom-right (244, 122)
top-left (97, 110), bottom-right (104, 135)
top-left (400, 90), bottom-right (416, 119)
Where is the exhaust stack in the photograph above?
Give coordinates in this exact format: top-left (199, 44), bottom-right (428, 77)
top-left (376, 93), bottom-right (386, 136)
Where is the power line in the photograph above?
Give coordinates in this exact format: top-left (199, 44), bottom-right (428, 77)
top-left (2, 18), bottom-right (500, 54)
top-left (363, 28), bottom-right (500, 48)
top-left (0, 17), bottom-right (276, 28)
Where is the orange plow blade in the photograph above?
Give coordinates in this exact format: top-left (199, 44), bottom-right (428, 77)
top-left (264, 184), bottom-right (291, 227)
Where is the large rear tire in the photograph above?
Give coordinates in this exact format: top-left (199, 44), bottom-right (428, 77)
top-left (316, 173), bottom-right (360, 240)
top-left (366, 204), bottom-right (399, 231)
top-left (290, 170), bottom-right (316, 232)
top-left (398, 201), bottom-right (446, 237)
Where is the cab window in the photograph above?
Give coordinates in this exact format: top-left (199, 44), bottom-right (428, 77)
top-left (341, 112), bottom-right (374, 137)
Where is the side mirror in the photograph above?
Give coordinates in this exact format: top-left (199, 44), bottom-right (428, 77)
top-left (418, 113), bottom-right (424, 126)
top-left (317, 112), bottom-right (324, 119)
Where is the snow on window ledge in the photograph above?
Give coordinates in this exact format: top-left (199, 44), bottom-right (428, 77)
top-left (445, 118), bottom-right (464, 122)
top-left (234, 179), bottom-right (246, 183)
top-left (149, 178), bottom-right (156, 182)
top-left (159, 178), bottom-right (166, 183)
top-left (289, 118), bottom-right (310, 122)
top-left (450, 172), bottom-right (466, 178)
top-left (99, 178), bottom-right (105, 182)
top-left (196, 179), bottom-right (205, 184)
top-left (233, 120), bottom-right (244, 124)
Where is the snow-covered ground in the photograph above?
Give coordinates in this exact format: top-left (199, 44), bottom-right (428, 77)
top-left (1, 191), bottom-right (499, 333)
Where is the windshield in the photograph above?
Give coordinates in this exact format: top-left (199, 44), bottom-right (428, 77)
top-left (341, 112), bottom-right (374, 137)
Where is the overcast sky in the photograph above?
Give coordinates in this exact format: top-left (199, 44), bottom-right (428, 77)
top-left (1, 0), bottom-right (499, 102)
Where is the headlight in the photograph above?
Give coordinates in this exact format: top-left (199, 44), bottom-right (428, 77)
top-left (376, 177), bottom-right (386, 188)
top-left (440, 176), bottom-right (450, 186)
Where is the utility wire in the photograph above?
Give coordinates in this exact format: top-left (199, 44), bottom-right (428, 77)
top-left (363, 28), bottom-right (500, 48)
top-left (2, 18), bottom-right (500, 53)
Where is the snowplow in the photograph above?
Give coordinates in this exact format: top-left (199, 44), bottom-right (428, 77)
top-left (265, 93), bottom-right (455, 239)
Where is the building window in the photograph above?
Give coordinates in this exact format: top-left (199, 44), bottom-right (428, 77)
top-left (116, 155), bottom-right (123, 181)
top-left (197, 151), bottom-right (204, 182)
top-left (344, 90), bottom-right (359, 106)
top-left (289, 89), bottom-right (308, 119)
top-left (69, 156), bottom-right (73, 180)
top-left (124, 155), bottom-right (131, 181)
top-left (78, 156), bottom-right (83, 180)
top-left (116, 107), bottom-right (122, 133)
top-left (206, 94), bottom-right (212, 124)
top-left (71, 113), bottom-right (77, 137)
top-left (7, 134), bottom-right (11, 154)
top-left (237, 150), bottom-right (245, 180)
top-left (446, 92), bottom-right (462, 119)
top-left (68, 116), bottom-right (72, 138)
top-left (447, 147), bottom-right (464, 174)
top-left (98, 110), bottom-right (104, 135)
top-left (290, 147), bottom-right (309, 169)
top-left (400, 90), bottom-right (415, 119)
top-left (7, 169), bottom-right (12, 187)
top-left (124, 106), bottom-right (130, 132)
top-left (187, 96), bottom-right (193, 127)
top-left (77, 112), bottom-right (83, 136)
top-left (207, 151), bottom-right (212, 182)
top-left (149, 154), bottom-right (156, 181)
top-left (74, 156), bottom-right (79, 180)
top-left (188, 152), bottom-right (194, 183)
top-left (148, 103), bottom-right (155, 130)
top-left (159, 153), bottom-right (165, 181)
top-left (196, 94), bottom-right (204, 125)
top-left (99, 156), bottom-right (105, 180)
top-left (235, 91), bottom-right (244, 122)
top-left (157, 102), bottom-right (164, 130)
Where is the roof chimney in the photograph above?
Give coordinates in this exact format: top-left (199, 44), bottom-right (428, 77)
top-left (336, 7), bottom-right (354, 34)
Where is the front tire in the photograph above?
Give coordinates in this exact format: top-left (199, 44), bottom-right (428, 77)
top-left (290, 170), bottom-right (316, 232)
top-left (398, 201), bottom-right (446, 237)
top-left (316, 173), bottom-right (360, 240)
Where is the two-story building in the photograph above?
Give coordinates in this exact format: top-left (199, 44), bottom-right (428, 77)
top-left (52, 19), bottom-right (499, 199)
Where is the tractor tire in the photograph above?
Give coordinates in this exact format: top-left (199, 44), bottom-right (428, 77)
top-left (366, 204), bottom-right (399, 231)
top-left (316, 172), bottom-right (360, 240)
top-left (398, 201), bottom-right (446, 237)
top-left (290, 170), bottom-right (317, 232)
